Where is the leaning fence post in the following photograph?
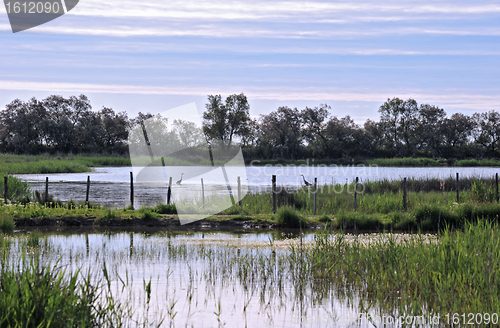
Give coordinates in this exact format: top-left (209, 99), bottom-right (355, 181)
top-left (85, 176), bottom-right (90, 203)
top-left (167, 177), bottom-right (172, 205)
top-left (354, 177), bottom-right (358, 211)
top-left (130, 172), bottom-right (134, 208)
top-left (272, 175), bottom-right (277, 214)
top-left (201, 178), bottom-right (205, 208)
top-left (3, 176), bottom-right (7, 204)
top-left (456, 172), bottom-right (459, 203)
top-left (313, 177), bottom-right (317, 215)
top-left (237, 176), bottom-right (242, 207)
top-left (496, 173), bottom-right (499, 203)
top-left (45, 177), bottom-right (49, 204)
top-left (403, 177), bottom-right (407, 212)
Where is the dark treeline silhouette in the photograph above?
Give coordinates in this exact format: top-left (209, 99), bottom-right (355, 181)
top-left (0, 95), bottom-right (129, 154)
top-left (1, 94), bottom-right (499, 160)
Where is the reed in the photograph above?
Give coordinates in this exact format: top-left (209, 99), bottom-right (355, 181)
top-left (366, 157), bottom-right (445, 167)
top-left (0, 214), bottom-right (14, 233)
top-left (0, 258), bottom-right (125, 327)
top-left (310, 221), bottom-right (500, 315)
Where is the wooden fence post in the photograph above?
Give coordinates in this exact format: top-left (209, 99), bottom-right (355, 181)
top-left (45, 177), bottom-right (49, 203)
top-left (237, 176), bottom-right (242, 207)
top-left (354, 177), bottom-right (358, 211)
top-left (3, 176), bottom-right (7, 204)
top-left (130, 172), bottom-right (134, 208)
top-left (201, 178), bottom-right (205, 208)
top-left (403, 177), bottom-right (407, 212)
top-left (456, 172), bottom-right (459, 203)
top-left (313, 177), bottom-right (317, 215)
top-left (167, 177), bottom-right (172, 205)
top-left (272, 175), bottom-right (277, 214)
top-left (85, 176), bottom-right (90, 203)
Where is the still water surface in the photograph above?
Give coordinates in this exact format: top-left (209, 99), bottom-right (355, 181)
top-left (15, 166), bottom-right (500, 208)
top-left (7, 229), bottom-right (436, 327)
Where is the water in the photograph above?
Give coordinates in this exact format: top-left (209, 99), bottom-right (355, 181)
top-left (4, 229), bottom-right (437, 327)
top-left (15, 165), bottom-right (500, 208)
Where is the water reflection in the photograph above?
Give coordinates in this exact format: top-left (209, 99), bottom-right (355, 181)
top-left (16, 166), bottom-right (500, 209)
top-left (3, 230), bottom-right (438, 328)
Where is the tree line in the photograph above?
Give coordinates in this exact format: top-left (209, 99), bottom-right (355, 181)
top-left (1, 94), bottom-right (499, 160)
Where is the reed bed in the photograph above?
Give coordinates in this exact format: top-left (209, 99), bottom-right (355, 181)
top-left (0, 154), bottom-right (131, 175)
top-left (1, 221), bottom-right (497, 326)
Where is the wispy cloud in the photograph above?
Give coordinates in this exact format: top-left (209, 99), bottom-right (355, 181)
top-left (0, 80), bottom-right (498, 111)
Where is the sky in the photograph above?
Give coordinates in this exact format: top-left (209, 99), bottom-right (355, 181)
top-left (0, 0), bottom-right (499, 124)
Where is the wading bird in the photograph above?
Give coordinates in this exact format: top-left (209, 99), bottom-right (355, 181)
top-left (176, 173), bottom-right (184, 185)
top-left (300, 174), bottom-right (311, 187)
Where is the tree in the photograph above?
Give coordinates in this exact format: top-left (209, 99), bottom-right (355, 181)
top-left (322, 116), bottom-right (364, 158)
top-left (416, 104), bottom-right (446, 156)
top-left (378, 97), bottom-right (419, 156)
top-left (203, 94), bottom-right (252, 149)
top-left (301, 104), bottom-right (330, 157)
top-left (0, 97), bottom-right (45, 153)
top-left (99, 108), bottom-right (129, 153)
top-left (258, 106), bottom-right (303, 159)
top-left (363, 119), bottom-right (384, 157)
top-left (472, 111), bottom-right (500, 155)
top-left (173, 119), bottom-right (205, 148)
top-left (443, 113), bottom-right (474, 148)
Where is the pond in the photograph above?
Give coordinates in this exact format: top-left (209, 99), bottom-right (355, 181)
top-left (3, 229), bottom-right (437, 327)
top-left (15, 166), bottom-right (500, 208)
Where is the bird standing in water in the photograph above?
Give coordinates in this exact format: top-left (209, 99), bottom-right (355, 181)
top-left (176, 173), bottom-right (184, 185)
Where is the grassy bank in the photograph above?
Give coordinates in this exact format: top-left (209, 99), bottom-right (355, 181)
top-left (0, 154), bottom-right (131, 175)
top-left (2, 154), bottom-right (500, 177)
top-left (309, 221), bottom-right (500, 316)
top-left (4, 187), bottom-right (500, 232)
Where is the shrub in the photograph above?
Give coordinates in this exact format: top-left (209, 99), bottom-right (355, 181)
top-left (318, 214), bottom-right (331, 223)
top-left (154, 203), bottom-right (177, 214)
top-left (142, 210), bottom-right (159, 221)
top-left (276, 207), bottom-right (307, 228)
top-left (413, 204), bottom-right (458, 230)
top-left (0, 214), bottom-right (14, 233)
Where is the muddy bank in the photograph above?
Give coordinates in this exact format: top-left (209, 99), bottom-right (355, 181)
top-left (13, 215), bottom-right (324, 230)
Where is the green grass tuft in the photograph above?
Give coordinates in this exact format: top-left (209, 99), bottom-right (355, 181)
top-left (275, 206), bottom-right (308, 228)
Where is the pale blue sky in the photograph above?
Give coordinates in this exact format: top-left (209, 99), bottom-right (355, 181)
top-left (1, 0), bottom-right (499, 123)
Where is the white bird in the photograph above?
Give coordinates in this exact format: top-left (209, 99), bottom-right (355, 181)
top-left (300, 174), bottom-right (311, 187)
top-left (176, 173), bottom-right (184, 185)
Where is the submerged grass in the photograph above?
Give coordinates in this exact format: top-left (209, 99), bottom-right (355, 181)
top-left (310, 221), bottom-right (500, 316)
top-left (1, 220), bottom-right (497, 326)
top-left (0, 257), bottom-right (129, 328)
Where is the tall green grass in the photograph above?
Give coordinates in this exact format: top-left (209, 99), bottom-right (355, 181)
top-left (310, 221), bottom-right (500, 315)
top-left (454, 158), bottom-right (500, 167)
top-left (0, 214), bottom-right (14, 233)
top-left (0, 258), bottom-right (126, 327)
top-left (0, 154), bottom-right (131, 175)
top-left (366, 157), bottom-right (445, 167)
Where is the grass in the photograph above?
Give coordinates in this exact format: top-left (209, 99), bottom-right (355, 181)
top-left (1, 219), bottom-right (498, 325)
top-left (0, 214), bottom-right (14, 233)
top-left (309, 221), bottom-right (500, 316)
top-left (0, 257), bottom-right (128, 327)
top-left (366, 157), bottom-right (446, 167)
top-left (0, 154), bottom-right (131, 175)
top-left (4, 174), bottom-right (500, 231)
top-left (250, 157), bottom-right (500, 167)
top-left (275, 206), bottom-right (308, 228)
